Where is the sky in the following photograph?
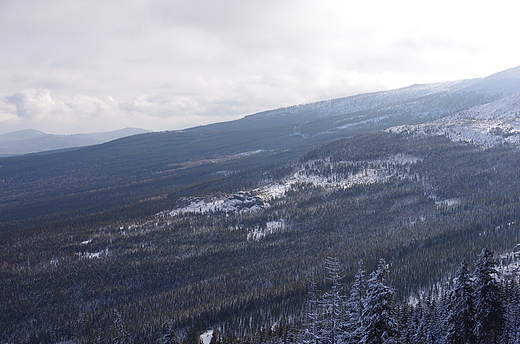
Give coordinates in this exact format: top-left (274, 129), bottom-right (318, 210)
top-left (1, 0), bottom-right (519, 135)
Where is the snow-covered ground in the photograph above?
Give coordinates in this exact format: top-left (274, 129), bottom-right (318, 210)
top-left (260, 80), bottom-right (469, 120)
top-left (387, 92), bottom-right (520, 148)
top-left (75, 248), bottom-right (110, 259)
top-left (293, 154), bottom-right (421, 188)
top-left (256, 154), bottom-right (422, 200)
top-left (247, 220), bottom-right (286, 241)
top-left (200, 330), bottom-right (213, 344)
top-left (167, 192), bottom-right (267, 216)
top-left (389, 119), bottom-right (520, 148)
top-left (165, 153), bottom-right (423, 219)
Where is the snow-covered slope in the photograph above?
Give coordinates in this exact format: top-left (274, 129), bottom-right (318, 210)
top-left (231, 66), bottom-right (520, 131)
top-left (165, 192), bottom-right (267, 216)
top-left (259, 80), bottom-right (468, 120)
top-left (163, 154), bottom-right (424, 218)
top-left (443, 91), bottom-right (520, 121)
top-left (388, 91), bottom-right (520, 148)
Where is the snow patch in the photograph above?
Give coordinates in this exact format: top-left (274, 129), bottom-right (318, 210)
top-left (389, 119), bottom-right (520, 148)
top-left (255, 182), bottom-right (292, 200)
top-left (387, 92), bottom-right (520, 148)
top-left (167, 192), bottom-right (267, 216)
top-left (291, 154), bottom-right (422, 189)
top-left (200, 330), bottom-right (214, 344)
top-left (76, 248), bottom-right (110, 259)
top-left (247, 220), bottom-right (286, 240)
top-left (434, 198), bottom-right (461, 207)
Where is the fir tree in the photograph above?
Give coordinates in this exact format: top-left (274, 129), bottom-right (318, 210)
top-left (344, 260), bottom-right (366, 344)
top-left (112, 309), bottom-right (131, 344)
top-left (502, 279), bottom-right (520, 344)
top-left (361, 259), bottom-right (399, 344)
top-left (321, 257), bottom-right (345, 344)
top-left (473, 249), bottom-right (505, 344)
top-left (161, 322), bottom-right (181, 344)
top-left (445, 260), bottom-right (476, 344)
top-left (302, 279), bottom-right (321, 344)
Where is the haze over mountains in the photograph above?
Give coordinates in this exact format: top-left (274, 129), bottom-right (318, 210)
top-left (0, 127), bottom-right (149, 157)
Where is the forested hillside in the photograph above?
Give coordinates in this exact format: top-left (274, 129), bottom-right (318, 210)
top-left (212, 250), bottom-right (520, 344)
top-left (2, 132), bottom-right (518, 343)
top-left (2, 67), bottom-right (520, 234)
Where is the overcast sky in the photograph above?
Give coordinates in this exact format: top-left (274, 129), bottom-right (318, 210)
top-left (1, 0), bottom-right (519, 135)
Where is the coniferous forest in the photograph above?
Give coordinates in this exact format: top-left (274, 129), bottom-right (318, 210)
top-left (210, 249), bottom-right (519, 344)
top-left (1, 132), bottom-right (519, 343)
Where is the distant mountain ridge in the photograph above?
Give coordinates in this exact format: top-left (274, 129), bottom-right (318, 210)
top-left (0, 127), bottom-right (150, 157)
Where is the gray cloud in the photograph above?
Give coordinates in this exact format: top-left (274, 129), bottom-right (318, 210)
top-left (1, 0), bottom-right (519, 134)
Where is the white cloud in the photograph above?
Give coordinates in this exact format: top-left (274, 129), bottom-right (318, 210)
top-left (0, 89), bottom-right (249, 134)
top-left (6, 89), bottom-right (62, 120)
top-left (1, 0), bottom-right (519, 134)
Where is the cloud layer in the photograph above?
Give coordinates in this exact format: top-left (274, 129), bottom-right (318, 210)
top-left (1, 0), bottom-right (519, 134)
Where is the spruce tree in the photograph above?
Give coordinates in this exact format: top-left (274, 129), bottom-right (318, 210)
top-left (473, 249), bottom-right (505, 344)
top-left (502, 279), bottom-right (520, 344)
top-left (321, 257), bottom-right (345, 344)
top-left (302, 279), bottom-right (322, 344)
top-left (361, 259), bottom-right (399, 344)
top-left (112, 309), bottom-right (131, 344)
top-left (344, 260), bottom-right (366, 344)
top-left (445, 260), bottom-right (475, 344)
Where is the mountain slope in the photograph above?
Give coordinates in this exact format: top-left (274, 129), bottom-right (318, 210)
top-left (202, 66), bottom-right (520, 133)
top-left (1, 67), bottom-right (520, 231)
top-left (0, 127), bottom-right (150, 157)
top-left (388, 91), bottom-right (520, 147)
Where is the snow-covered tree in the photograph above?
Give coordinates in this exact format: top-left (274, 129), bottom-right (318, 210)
top-left (411, 296), bottom-right (440, 344)
top-left (344, 260), bottom-right (366, 344)
top-left (302, 279), bottom-right (322, 344)
top-left (159, 321), bottom-right (181, 344)
top-left (502, 279), bottom-right (520, 344)
top-left (320, 257), bottom-right (345, 344)
top-left (361, 259), bottom-right (399, 344)
top-left (473, 249), bottom-right (505, 344)
top-left (112, 308), bottom-right (131, 344)
top-left (445, 259), bottom-right (475, 344)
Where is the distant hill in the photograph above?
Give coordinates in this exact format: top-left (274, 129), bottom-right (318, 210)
top-left (0, 127), bottom-right (150, 157)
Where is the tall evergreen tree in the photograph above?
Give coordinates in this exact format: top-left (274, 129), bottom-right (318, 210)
top-left (321, 257), bottom-right (345, 344)
top-left (445, 260), bottom-right (475, 344)
top-left (410, 296), bottom-right (440, 344)
top-left (302, 279), bottom-right (322, 344)
top-left (344, 260), bottom-right (366, 344)
top-left (361, 259), bottom-right (399, 344)
top-left (112, 309), bottom-right (131, 344)
top-left (473, 249), bottom-right (505, 344)
top-left (502, 279), bottom-right (520, 344)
